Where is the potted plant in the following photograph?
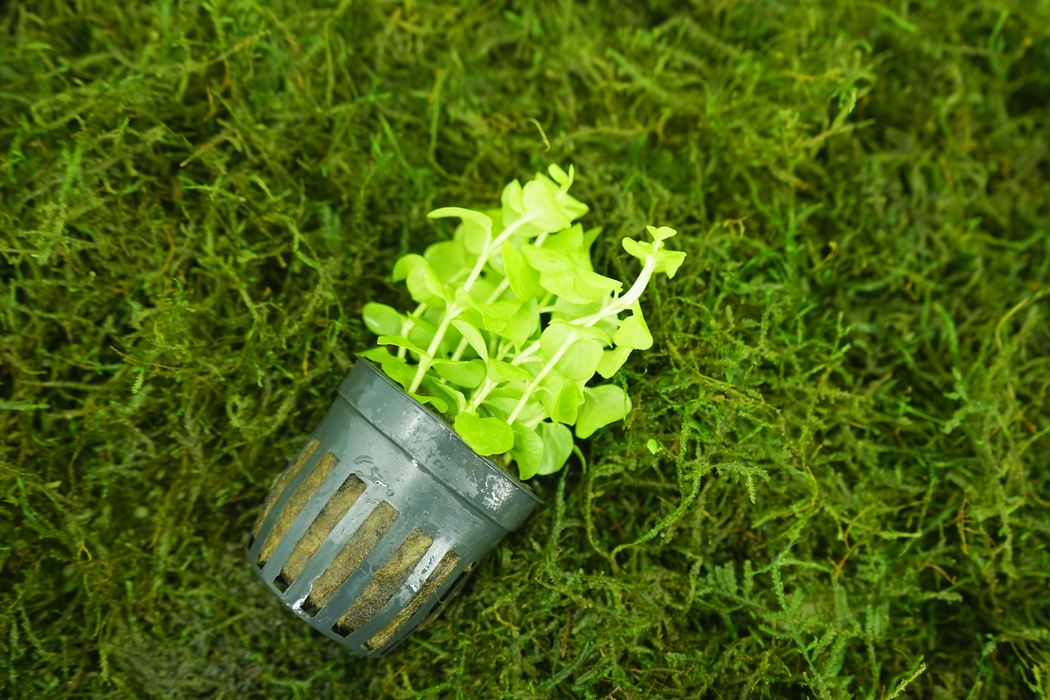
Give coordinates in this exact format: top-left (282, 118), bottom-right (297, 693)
top-left (247, 165), bottom-right (686, 656)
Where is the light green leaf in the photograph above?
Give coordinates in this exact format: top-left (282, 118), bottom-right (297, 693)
top-left (362, 302), bottom-right (403, 337)
top-left (536, 422), bottom-right (574, 475)
top-left (646, 225), bottom-right (678, 242)
top-left (487, 358), bottom-right (531, 384)
top-left (492, 298), bottom-right (539, 348)
top-left (613, 313), bottom-right (653, 350)
top-left (502, 241), bottom-right (545, 301)
top-left (376, 335), bottom-right (431, 360)
top-left (510, 423), bottom-right (544, 479)
top-left (432, 359), bottom-right (487, 388)
top-left (356, 347), bottom-right (393, 362)
top-left (654, 249), bottom-right (687, 278)
top-left (429, 208), bottom-right (493, 256)
top-left (596, 346), bottom-right (632, 379)
top-left (410, 390), bottom-right (448, 414)
top-left (540, 322), bottom-right (605, 381)
top-left (429, 207), bottom-right (493, 233)
top-left (450, 319), bottom-right (489, 364)
top-left (420, 377), bottom-right (464, 415)
top-left (523, 178), bottom-right (572, 233)
top-left (501, 179), bottom-right (524, 220)
top-left (539, 267), bottom-right (621, 304)
top-left (454, 411), bottom-right (514, 456)
top-left (358, 350), bottom-right (417, 391)
top-left (392, 253), bottom-right (426, 282)
top-left (424, 240), bottom-right (471, 283)
top-left (576, 385), bottom-right (632, 439)
top-left (621, 237), bottom-right (687, 278)
top-left (538, 372), bottom-right (580, 425)
top-left (521, 244), bottom-right (575, 275)
top-left (406, 261), bottom-right (449, 305)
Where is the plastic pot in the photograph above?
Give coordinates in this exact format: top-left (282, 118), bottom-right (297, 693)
top-left (247, 360), bottom-right (543, 657)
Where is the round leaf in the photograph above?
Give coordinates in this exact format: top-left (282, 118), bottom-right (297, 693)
top-left (362, 302), bottom-right (403, 337)
top-left (575, 385), bottom-right (632, 439)
top-left (454, 412), bottom-right (514, 456)
top-left (510, 423), bottom-right (544, 479)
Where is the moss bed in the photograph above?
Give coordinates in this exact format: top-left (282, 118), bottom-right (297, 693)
top-left (1, 1), bottom-right (1049, 698)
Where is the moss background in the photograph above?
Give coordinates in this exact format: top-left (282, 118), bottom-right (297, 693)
top-left (2, 0), bottom-right (1049, 697)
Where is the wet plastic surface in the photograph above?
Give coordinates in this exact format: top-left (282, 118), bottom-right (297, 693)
top-left (247, 360), bottom-right (544, 657)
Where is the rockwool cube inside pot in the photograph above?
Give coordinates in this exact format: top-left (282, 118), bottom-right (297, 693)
top-left (247, 360), bottom-right (542, 657)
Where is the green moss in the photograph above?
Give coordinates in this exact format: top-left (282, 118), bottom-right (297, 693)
top-left (1, 0), bottom-right (1048, 697)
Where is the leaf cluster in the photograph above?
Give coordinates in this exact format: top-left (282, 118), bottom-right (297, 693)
top-left (362, 166), bottom-right (685, 478)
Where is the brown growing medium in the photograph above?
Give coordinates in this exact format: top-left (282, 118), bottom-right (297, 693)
top-left (279, 473), bottom-right (367, 585)
top-left (367, 550), bottom-right (462, 650)
top-left (335, 529), bottom-right (434, 634)
top-left (256, 451), bottom-right (338, 565)
top-left (251, 438), bottom-right (319, 538)
top-left (304, 501), bottom-right (400, 612)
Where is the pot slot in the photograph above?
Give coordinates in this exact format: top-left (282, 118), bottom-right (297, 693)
top-left (276, 473), bottom-right (368, 589)
top-left (256, 449), bottom-right (340, 565)
top-left (302, 500), bottom-right (399, 616)
top-left (364, 550), bottom-right (462, 651)
top-left (332, 529), bottom-right (434, 637)
top-left (252, 438), bottom-right (320, 538)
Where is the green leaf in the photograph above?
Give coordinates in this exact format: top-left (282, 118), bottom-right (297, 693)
top-left (410, 390), bottom-right (448, 414)
top-left (487, 358), bottom-right (531, 384)
top-left (538, 372), bottom-right (580, 425)
top-left (392, 254), bottom-right (426, 282)
top-left (523, 178), bottom-right (571, 233)
top-left (359, 351), bottom-right (416, 391)
top-left (646, 225), bottom-right (678, 242)
top-left (432, 359), bottom-right (487, 388)
top-left (502, 240), bottom-right (545, 301)
top-left (539, 268), bottom-right (622, 304)
top-left (536, 422), bottom-right (574, 475)
top-left (576, 385), bottom-right (632, 439)
top-left (357, 347), bottom-right (393, 362)
top-left (492, 298), bottom-right (539, 348)
top-left (424, 240), bottom-right (471, 283)
top-left (454, 412), bottom-right (514, 456)
top-left (501, 179), bottom-right (524, 219)
top-left (406, 261), bottom-right (449, 305)
top-left (377, 335), bottom-right (431, 360)
top-left (521, 244), bottom-right (575, 275)
top-left (420, 377), bottom-right (464, 415)
top-left (621, 238), bottom-right (687, 278)
top-left (450, 319), bottom-right (489, 364)
top-left (646, 438), bottom-right (660, 455)
top-left (540, 322), bottom-right (605, 381)
top-left (428, 207), bottom-right (493, 238)
top-left (596, 346), bottom-right (632, 379)
top-left (510, 423), bottom-right (544, 479)
top-left (613, 313), bottom-right (653, 350)
top-left (654, 249), bottom-right (687, 278)
top-left (362, 302), bottom-right (403, 336)
top-left (429, 208), bottom-right (493, 256)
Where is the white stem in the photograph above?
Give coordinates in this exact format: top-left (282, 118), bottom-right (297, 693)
top-left (507, 330), bottom-right (577, 425)
top-left (398, 302), bottom-right (428, 359)
top-left (408, 213), bottom-right (539, 393)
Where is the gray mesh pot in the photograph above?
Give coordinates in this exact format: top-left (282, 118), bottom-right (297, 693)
top-left (247, 360), bottom-right (543, 657)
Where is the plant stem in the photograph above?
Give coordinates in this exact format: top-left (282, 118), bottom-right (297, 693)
top-left (449, 278), bottom-right (510, 361)
top-left (408, 212), bottom-right (539, 393)
top-left (506, 330), bottom-right (576, 424)
top-left (398, 302), bottom-right (428, 359)
top-left (502, 242), bottom-right (663, 424)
